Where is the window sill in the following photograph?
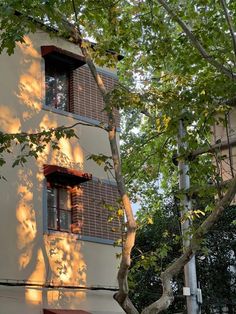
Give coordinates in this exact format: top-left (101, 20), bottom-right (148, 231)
top-left (42, 105), bottom-right (121, 132)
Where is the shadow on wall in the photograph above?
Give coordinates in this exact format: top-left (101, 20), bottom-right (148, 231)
top-left (0, 36), bottom-right (87, 307)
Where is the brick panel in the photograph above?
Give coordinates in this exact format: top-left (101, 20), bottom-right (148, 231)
top-left (70, 65), bottom-right (120, 127)
top-left (71, 180), bottom-right (121, 241)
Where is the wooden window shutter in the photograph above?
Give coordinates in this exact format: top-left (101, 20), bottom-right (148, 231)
top-left (71, 186), bottom-right (84, 234)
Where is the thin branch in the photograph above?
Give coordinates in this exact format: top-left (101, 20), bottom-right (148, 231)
top-left (220, 0), bottom-right (236, 60)
top-left (156, 0), bottom-right (236, 80)
top-left (0, 120), bottom-right (108, 139)
top-left (80, 0), bottom-right (122, 12)
top-left (126, 136), bottom-right (170, 184)
top-left (105, 163), bottom-right (116, 180)
top-left (140, 109), bottom-right (157, 125)
top-left (124, 132), bottom-right (164, 159)
top-left (225, 113), bottom-right (235, 178)
top-left (172, 137), bottom-right (236, 162)
top-left (126, 150), bottom-right (159, 184)
top-left (72, 0), bottom-right (78, 23)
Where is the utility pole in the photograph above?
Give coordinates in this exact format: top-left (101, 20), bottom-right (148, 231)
top-left (178, 119), bottom-right (201, 314)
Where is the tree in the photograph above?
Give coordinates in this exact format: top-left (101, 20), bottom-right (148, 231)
top-left (129, 200), bottom-right (236, 313)
top-left (0, 1), bottom-right (236, 313)
top-left (197, 206), bottom-right (236, 314)
top-left (128, 200), bottom-right (184, 314)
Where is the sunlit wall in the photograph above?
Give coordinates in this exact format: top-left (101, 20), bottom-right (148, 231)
top-left (0, 30), bottom-right (123, 314)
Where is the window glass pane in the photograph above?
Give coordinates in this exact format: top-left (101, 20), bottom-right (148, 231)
top-left (55, 73), bottom-right (68, 111)
top-left (45, 61), bottom-right (69, 111)
top-left (45, 74), bottom-right (57, 108)
top-left (60, 210), bottom-right (71, 232)
top-left (47, 187), bottom-right (56, 208)
top-left (48, 207), bottom-right (57, 229)
top-left (47, 185), bottom-right (71, 232)
top-left (47, 187), bottom-right (57, 229)
top-left (59, 188), bottom-right (71, 210)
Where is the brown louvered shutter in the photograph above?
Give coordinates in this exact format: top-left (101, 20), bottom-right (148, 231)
top-left (71, 186), bottom-right (83, 234)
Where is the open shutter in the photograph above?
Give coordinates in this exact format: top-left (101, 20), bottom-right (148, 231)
top-left (71, 186), bottom-right (84, 234)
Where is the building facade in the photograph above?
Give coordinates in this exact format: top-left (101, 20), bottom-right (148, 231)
top-left (213, 109), bottom-right (236, 184)
top-left (0, 29), bottom-right (123, 314)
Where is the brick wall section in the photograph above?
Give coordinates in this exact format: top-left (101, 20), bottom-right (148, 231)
top-left (71, 180), bottom-right (121, 241)
top-left (70, 65), bottom-right (120, 127)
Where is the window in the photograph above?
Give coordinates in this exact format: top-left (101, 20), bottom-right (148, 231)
top-left (44, 164), bottom-right (92, 234)
top-left (41, 45), bottom-right (85, 112)
top-left (43, 165), bottom-right (121, 241)
top-left (45, 59), bottom-right (70, 111)
top-left (47, 184), bottom-right (72, 232)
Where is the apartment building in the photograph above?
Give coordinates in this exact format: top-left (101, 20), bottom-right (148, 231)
top-left (0, 29), bottom-right (123, 314)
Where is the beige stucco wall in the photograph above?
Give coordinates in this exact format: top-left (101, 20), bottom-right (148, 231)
top-left (0, 30), bottom-right (116, 179)
top-left (0, 286), bottom-right (122, 314)
top-left (0, 30), bottom-right (123, 314)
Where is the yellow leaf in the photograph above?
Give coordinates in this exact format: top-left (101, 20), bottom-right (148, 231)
top-left (193, 209), bottom-right (205, 218)
top-left (81, 40), bottom-right (90, 49)
top-left (117, 209), bottom-right (123, 217)
top-left (147, 217), bottom-right (154, 224)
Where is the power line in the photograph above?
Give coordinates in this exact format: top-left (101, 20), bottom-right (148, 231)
top-left (0, 279), bottom-right (118, 292)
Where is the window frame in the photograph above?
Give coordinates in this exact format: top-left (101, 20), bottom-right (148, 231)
top-left (41, 45), bottom-right (86, 114)
top-left (44, 57), bottom-right (71, 112)
top-left (47, 182), bottom-right (72, 233)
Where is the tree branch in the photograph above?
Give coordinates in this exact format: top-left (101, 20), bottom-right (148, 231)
top-left (223, 96), bottom-right (236, 107)
top-left (157, 0), bottom-right (236, 80)
top-left (220, 0), bottom-right (236, 60)
top-left (71, 0), bottom-right (78, 23)
top-left (52, 8), bottom-right (139, 313)
top-left (172, 137), bottom-right (236, 162)
top-left (0, 121), bottom-right (107, 139)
